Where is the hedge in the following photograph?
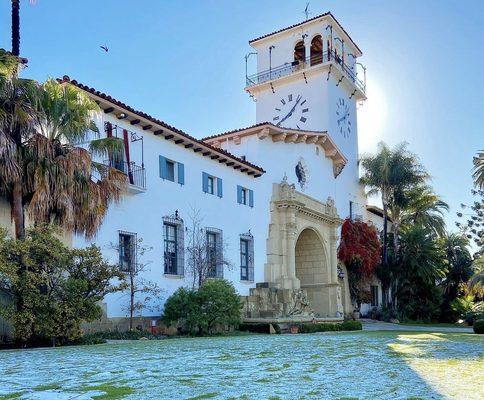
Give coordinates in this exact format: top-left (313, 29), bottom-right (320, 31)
top-left (299, 320), bottom-right (362, 333)
top-left (473, 319), bottom-right (484, 334)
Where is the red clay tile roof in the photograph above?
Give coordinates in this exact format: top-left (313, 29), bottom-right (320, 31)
top-left (201, 122), bottom-right (328, 142)
top-left (249, 11), bottom-right (362, 55)
top-left (59, 76), bottom-right (265, 177)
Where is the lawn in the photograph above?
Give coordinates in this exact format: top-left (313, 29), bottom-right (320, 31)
top-left (0, 331), bottom-right (482, 399)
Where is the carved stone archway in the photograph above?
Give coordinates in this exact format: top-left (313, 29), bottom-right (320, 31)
top-left (264, 180), bottom-right (348, 317)
top-left (295, 228), bottom-right (331, 316)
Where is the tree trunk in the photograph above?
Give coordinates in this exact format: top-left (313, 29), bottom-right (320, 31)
top-left (11, 0), bottom-right (20, 57)
top-left (12, 181), bottom-right (25, 239)
top-left (382, 202), bottom-right (388, 267)
top-left (129, 272), bottom-right (134, 330)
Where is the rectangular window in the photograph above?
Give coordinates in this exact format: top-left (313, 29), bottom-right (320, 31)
top-left (240, 239), bottom-right (249, 280)
top-left (165, 160), bottom-right (175, 182)
top-left (237, 185), bottom-right (254, 207)
top-left (119, 231), bottom-right (136, 272)
top-left (206, 231), bottom-right (217, 278)
top-left (370, 285), bottom-right (379, 307)
top-left (164, 223), bottom-right (178, 274)
top-left (159, 156), bottom-right (184, 185)
top-left (203, 172), bottom-right (223, 197)
top-left (241, 188), bottom-right (248, 205)
top-left (240, 234), bottom-right (254, 281)
top-left (207, 176), bottom-right (215, 195)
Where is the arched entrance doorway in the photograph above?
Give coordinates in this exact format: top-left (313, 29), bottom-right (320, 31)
top-left (295, 228), bottom-right (331, 316)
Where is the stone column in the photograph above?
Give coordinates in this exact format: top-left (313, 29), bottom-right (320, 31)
top-left (329, 225), bottom-right (339, 284)
top-left (285, 209), bottom-right (298, 289)
top-left (304, 39), bottom-right (311, 65)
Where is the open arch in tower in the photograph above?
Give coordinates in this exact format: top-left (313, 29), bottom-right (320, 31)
top-left (310, 35), bottom-right (323, 66)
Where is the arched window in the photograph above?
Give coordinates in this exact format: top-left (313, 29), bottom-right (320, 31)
top-left (293, 41), bottom-right (305, 64)
top-left (310, 35), bottom-right (323, 66)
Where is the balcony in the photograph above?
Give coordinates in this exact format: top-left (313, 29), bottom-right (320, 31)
top-left (107, 160), bottom-right (146, 193)
top-left (246, 50), bottom-right (366, 96)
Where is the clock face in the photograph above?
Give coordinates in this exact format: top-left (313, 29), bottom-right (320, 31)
top-left (273, 94), bottom-right (309, 129)
top-left (336, 98), bottom-right (351, 138)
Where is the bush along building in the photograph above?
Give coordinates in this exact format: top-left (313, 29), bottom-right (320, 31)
top-left (1, 12), bottom-right (387, 328)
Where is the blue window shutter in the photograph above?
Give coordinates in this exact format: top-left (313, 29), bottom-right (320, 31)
top-left (237, 185), bottom-right (242, 204)
top-left (249, 189), bottom-right (254, 208)
top-left (159, 156), bottom-right (166, 179)
top-left (202, 172), bottom-right (208, 193)
top-left (217, 178), bottom-right (223, 198)
top-left (177, 162), bottom-right (185, 185)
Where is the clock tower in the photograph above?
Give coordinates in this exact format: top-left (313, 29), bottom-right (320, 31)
top-left (203, 12), bottom-right (369, 317)
top-left (245, 12), bottom-right (367, 215)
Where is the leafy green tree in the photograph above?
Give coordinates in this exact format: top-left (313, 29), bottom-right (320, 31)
top-left (456, 188), bottom-right (483, 257)
top-left (0, 226), bottom-right (125, 345)
top-left (162, 279), bottom-right (242, 335)
top-left (473, 151), bottom-right (483, 190)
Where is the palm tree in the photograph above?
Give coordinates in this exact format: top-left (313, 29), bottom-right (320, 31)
top-left (473, 151), bottom-right (483, 189)
top-left (360, 142), bottom-right (428, 261)
top-left (0, 50), bottom-right (126, 239)
top-left (401, 186), bottom-right (449, 237)
top-left (440, 233), bottom-right (473, 300)
top-left (468, 256), bottom-right (484, 298)
top-left (394, 224), bottom-right (447, 319)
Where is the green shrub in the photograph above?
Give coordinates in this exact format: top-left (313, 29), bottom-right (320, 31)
top-left (473, 319), bottom-right (484, 334)
top-left (162, 279), bottom-right (242, 335)
top-left (299, 321), bottom-right (362, 333)
top-left (97, 330), bottom-right (154, 340)
top-left (74, 333), bottom-right (107, 345)
top-left (464, 311), bottom-right (484, 326)
top-left (340, 320), bottom-right (363, 331)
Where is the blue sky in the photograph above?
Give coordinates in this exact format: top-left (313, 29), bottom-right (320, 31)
top-left (1, 0), bottom-right (482, 231)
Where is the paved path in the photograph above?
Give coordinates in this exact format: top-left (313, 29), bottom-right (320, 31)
top-left (362, 320), bottom-right (473, 333)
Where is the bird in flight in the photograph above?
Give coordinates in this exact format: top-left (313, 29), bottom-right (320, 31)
top-left (100, 45), bottom-right (109, 53)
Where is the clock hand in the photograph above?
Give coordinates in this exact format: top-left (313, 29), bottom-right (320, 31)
top-left (276, 96), bottom-right (302, 126)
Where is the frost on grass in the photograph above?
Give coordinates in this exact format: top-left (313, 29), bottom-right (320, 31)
top-left (0, 332), bottom-right (482, 399)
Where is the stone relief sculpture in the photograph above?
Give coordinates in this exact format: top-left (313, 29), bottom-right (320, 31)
top-left (287, 289), bottom-right (314, 317)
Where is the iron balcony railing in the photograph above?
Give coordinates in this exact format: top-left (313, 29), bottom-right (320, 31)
top-left (246, 50), bottom-right (366, 93)
top-left (107, 159), bottom-right (146, 190)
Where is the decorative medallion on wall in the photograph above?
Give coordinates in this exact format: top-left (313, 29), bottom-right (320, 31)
top-left (295, 157), bottom-right (309, 191)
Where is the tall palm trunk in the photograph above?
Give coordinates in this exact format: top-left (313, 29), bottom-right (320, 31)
top-left (12, 181), bottom-right (25, 239)
top-left (11, 0), bottom-right (20, 57)
top-left (10, 0), bottom-right (25, 239)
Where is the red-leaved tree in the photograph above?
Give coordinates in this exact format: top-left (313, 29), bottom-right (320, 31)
top-left (338, 218), bottom-right (381, 309)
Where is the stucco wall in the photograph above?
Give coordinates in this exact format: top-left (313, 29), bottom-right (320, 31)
top-left (73, 113), bottom-right (266, 318)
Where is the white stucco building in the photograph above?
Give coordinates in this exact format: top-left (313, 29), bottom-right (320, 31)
top-left (2, 12), bottom-right (386, 322)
